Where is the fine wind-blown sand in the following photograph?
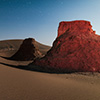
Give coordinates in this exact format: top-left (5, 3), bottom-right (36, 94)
top-left (0, 40), bottom-right (100, 100)
top-left (0, 56), bottom-right (100, 100)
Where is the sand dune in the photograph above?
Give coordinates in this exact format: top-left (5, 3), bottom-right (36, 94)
top-left (0, 56), bottom-right (100, 100)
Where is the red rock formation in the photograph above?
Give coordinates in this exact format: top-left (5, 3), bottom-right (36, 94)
top-left (34, 20), bottom-right (100, 72)
top-left (10, 38), bottom-right (42, 61)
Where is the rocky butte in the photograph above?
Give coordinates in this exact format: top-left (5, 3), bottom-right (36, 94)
top-left (10, 38), bottom-right (42, 61)
top-left (34, 20), bottom-right (100, 72)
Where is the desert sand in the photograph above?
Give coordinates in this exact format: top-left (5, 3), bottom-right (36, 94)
top-left (0, 56), bottom-right (100, 100)
top-left (0, 53), bottom-right (100, 100)
top-left (0, 40), bottom-right (100, 100)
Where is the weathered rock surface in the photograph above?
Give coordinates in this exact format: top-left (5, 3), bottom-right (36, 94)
top-left (10, 38), bottom-right (42, 61)
top-left (34, 20), bottom-right (100, 72)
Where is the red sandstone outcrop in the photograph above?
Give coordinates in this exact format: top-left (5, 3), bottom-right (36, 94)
top-left (10, 38), bottom-right (42, 61)
top-left (34, 20), bottom-right (100, 72)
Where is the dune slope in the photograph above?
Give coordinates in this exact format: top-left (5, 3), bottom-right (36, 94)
top-left (0, 56), bottom-right (100, 100)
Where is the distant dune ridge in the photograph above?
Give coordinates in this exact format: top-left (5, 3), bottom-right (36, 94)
top-left (0, 39), bottom-right (50, 57)
top-left (34, 20), bottom-right (100, 72)
top-left (0, 39), bottom-right (23, 56)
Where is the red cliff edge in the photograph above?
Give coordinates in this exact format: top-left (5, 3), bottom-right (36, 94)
top-left (34, 20), bottom-right (100, 72)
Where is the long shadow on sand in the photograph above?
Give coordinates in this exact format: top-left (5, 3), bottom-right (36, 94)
top-left (0, 61), bottom-right (75, 74)
top-left (0, 56), bottom-right (9, 59)
top-left (0, 62), bottom-right (49, 73)
top-left (0, 55), bottom-right (18, 60)
top-left (0, 55), bottom-right (79, 74)
top-left (0, 55), bottom-right (55, 73)
top-left (0, 56), bottom-right (97, 75)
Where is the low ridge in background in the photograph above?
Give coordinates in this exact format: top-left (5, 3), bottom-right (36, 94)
top-left (0, 39), bottom-right (51, 58)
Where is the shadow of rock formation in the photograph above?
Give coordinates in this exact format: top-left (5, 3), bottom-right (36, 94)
top-left (0, 61), bottom-right (75, 74)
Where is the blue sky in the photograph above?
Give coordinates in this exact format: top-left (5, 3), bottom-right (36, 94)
top-left (0, 0), bottom-right (100, 46)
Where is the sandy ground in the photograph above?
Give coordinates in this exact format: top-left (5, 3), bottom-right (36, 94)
top-left (0, 54), bottom-right (100, 100)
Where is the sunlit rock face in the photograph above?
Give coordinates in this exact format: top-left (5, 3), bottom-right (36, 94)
top-left (58, 20), bottom-right (95, 37)
top-left (34, 20), bottom-right (100, 72)
top-left (10, 38), bottom-right (42, 61)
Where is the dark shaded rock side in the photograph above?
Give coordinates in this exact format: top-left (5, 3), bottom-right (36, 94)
top-left (10, 38), bottom-right (42, 61)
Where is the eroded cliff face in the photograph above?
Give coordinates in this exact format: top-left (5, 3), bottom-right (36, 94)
top-left (58, 21), bottom-right (95, 37)
top-left (10, 38), bottom-right (42, 61)
top-left (34, 20), bottom-right (100, 72)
